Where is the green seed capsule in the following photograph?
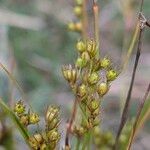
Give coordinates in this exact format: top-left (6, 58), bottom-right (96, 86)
top-left (81, 51), bottom-right (90, 62)
top-left (76, 57), bottom-right (87, 68)
top-left (67, 22), bottom-right (76, 31)
top-left (74, 6), bottom-right (82, 17)
top-left (75, 0), bottom-right (83, 5)
top-left (107, 69), bottom-right (118, 81)
top-left (76, 41), bottom-right (86, 52)
top-left (97, 82), bottom-right (108, 96)
top-left (101, 57), bottom-right (111, 68)
top-left (88, 72), bottom-right (99, 85)
top-left (78, 84), bottom-right (87, 97)
top-left (90, 100), bottom-right (99, 112)
top-left (14, 100), bottom-right (25, 115)
top-left (29, 113), bottom-right (40, 124)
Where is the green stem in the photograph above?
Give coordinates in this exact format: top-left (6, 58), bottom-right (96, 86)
top-left (76, 137), bottom-right (80, 150)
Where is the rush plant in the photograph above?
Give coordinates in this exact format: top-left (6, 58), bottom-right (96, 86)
top-left (0, 0), bottom-right (150, 150)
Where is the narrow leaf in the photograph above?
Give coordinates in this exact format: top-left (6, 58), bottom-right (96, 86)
top-left (0, 98), bottom-right (29, 141)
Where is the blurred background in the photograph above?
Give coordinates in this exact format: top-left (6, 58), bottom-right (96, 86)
top-left (0, 0), bottom-right (150, 149)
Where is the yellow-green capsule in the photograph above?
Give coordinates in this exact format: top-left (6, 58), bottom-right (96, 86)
top-left (76, 57), bottom-right (87, 68)
top-left (47, 130), bottom-right (60, 141)
top-left (86, 40), bottom-right (97, 57)
top-left (75, 0), bottom-right (83, 5)
top-left (29, 113), bottom-right (40, 124)
top-left (107, 69), bottom-right (118, 81)
top-left (78, 84), bottom-right (87, 97)
top-left (67, 22), bottom-right (75, 31)
top-left (81, 51), bottom-right (90, 62)
top-left (14, 100), bottom-right (25, 115)
top-left (74, 6), bottom-right (82, 17)
top-left (90, 100), bottom-right (99, 112)
top-left (97, 82), bottom-right (109, 96)
top-left (76, 41), bottom-right (86, 52)
top-left (101, 57), bottom-right (111, 68)
top-left (88, 72), bottom-right (99, 85)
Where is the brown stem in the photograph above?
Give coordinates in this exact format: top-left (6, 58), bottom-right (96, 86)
top-left (146, 21), bottom-right (150, 28)
top-left (128, 83), bottom-right (150, 149)
top-left (65, 97), bottom-right (78, 147)
top-left (114, 1), bottom-right (145, 148)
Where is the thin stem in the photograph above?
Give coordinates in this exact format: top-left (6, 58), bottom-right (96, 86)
top-left (122, 23), bottom-right (139, 71)
top-left (146, 21), bottom-right (150, 27)
top-left (127, 83), bottom-right (150, 150)
top-left (82, 0), bottom-right (88, 40)
top-left (92, 0), bottom-right (100, 57)
top-left (114, 1), bottom-right (145, 148)
top-left (76, 137), bottom-right (80, 150)
top-left (65, 97), bottom-right (78, 148)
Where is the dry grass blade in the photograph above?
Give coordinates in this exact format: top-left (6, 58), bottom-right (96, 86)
top-left (127, 83), bottom-right (150, 149)
top-left (0, 62), bottom-right (24, 96)
top-left (0, 98), bottom-right (29, 141)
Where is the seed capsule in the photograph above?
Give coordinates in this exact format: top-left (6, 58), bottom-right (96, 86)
top-left (88, 72), bottom-right (99, 85)
top-left (67, 22), bottom-right (75, 31)
top-left (86, 40), bottom-right (98, 58)
top-left (74, 6), bottom-right (82, 17)
top-left (97, 82), bottom-right (109, 96)
top-left (76, 57), bottom-right (87, 68)
top-left (20, 114), bottom-right (29, 126)
top-left (14, 100), bottom-right (25, 115)
top-left (81, 51), bottom-right (90, 62)
top-left (76, 41), bottom-right (86, 52)
top-left (75, 22), bottom-right (82, 32)
top-left (107, 69), bottom-right (118, 81)
top-left (28, 136), bottom-right (39, 150)
top-left (46, 106), bottom-right (59, 123)
top-left (75, 0), bottom-right (83, 5)
top-left (78, 84), bottom-right (87, 98)
top-left (62, 65), bottom-right (78, 84)
top-left (101, 57), bottom-right (111, 68)
top-left (29, 113), bottom-right (40, 124)
top-left (89, 100), bottom-right (99, 112)
top-left (47, 130), bottom-right (60, 142)
top-left (33, 133), bottom-right (43, 144)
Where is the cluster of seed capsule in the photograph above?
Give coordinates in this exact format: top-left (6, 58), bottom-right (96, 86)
top-left (67, 0), bottom-right (83, 32)
top-left (62, 40), bottom-right (118, 136)
top-left (14, 100), bottom-right (40, 127)
top-left (14, 101), bottom-right (60, 150)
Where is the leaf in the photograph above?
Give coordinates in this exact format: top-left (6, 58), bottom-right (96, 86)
top-left (0, 98), bottom-right (29, 141)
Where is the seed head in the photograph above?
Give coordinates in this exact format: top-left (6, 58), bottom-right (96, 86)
top-left (107, 69), bottom-right (118, 81)
top-left (101, 57), bottom-right (111, 68)
top-left (78, 84), bottom-right (87, 98)
top-left (62, 65), bottom-right (78, 84)
top-left (97, 82), bottom-right (109, 96)
top-left (88, 72), bottom-right (99, 85)
top-left (20, 114), bottom-right (29, 126)
top-left (14, 100), bottom-right (25, 115)
top-left (74, 6), bottom-right (82, 17)
top-left (76, 41), bottom-right (86, 52)
top-left (76, 57), bottom-right (87, 68)
top-left (67, 22), bottom-right (76, 31)
top-left (29, 113), bottom-right (40, 124)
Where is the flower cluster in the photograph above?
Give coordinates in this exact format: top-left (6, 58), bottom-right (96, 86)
top-left (62, 40), bottom-right (119, 137)
top-left (14, 101), bottom-right (60, 150)
top-left (14, 100), bottom-right (39, 127)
